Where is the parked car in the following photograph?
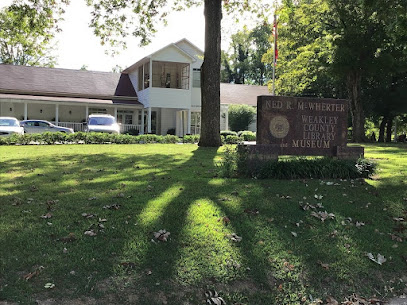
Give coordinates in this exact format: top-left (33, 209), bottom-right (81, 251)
top-left (85, 114), bottom-right (120, 134)
top-left (0, 117), bottom-right (24, 136)
top-left (20, 120), bottom-right (74, 134)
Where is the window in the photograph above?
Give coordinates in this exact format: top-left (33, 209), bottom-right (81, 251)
top-left (117, 110), bottom-right (133, 125)
top-left (89, 108), bottom-right (107, 114)
top-left (138, 67), bottom-right (143, 91)
top-left (193, 68), bottom-right (201, 88)
top-left (144, 63), bottom-right (150, 89)
top-left (190, 112), bottom-right (201, 135)
top-left (152, 61), bottom-right (190, 89)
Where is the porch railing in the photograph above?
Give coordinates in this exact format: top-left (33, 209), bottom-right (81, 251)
top-left (56, 122), bottom-right (142, 134)
top-left (120, 124), bottom-right (141, 133)
top-left (57, 122), bottom-right (86, 132)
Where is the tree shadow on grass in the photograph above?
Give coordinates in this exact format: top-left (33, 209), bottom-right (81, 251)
top-left (1, 144), bottom-right (406, 304)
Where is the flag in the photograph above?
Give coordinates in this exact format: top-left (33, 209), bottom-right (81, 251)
top-left (273, 14), bottom-right (278, 65)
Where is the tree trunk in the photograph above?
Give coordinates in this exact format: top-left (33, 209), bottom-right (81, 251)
top-left (385, 116), bottom-right (393, 142)
top-left (378, 116), bottom-right (386, 142)
top-left (347, 70), bottom-right (366, 142)
top-left (198, 0), bottom-right (222, 147)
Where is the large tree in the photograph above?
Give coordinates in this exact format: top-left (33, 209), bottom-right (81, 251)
top-left (269, 0), bottom-right (407, 142)
top-left (221, 23), bottom-right (272, 85)
top-left (0, 0), bottom-right (67, 66)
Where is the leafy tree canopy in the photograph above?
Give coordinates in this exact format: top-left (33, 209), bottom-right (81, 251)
top-left (0, 0), bottom-right (68, 66)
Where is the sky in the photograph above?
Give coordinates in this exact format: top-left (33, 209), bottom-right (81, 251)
top-left (1, 1), bottom-right (273, 72)
top-left (55, 1), bottom-right (207, 72)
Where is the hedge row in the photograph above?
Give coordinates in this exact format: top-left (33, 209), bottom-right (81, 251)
top-left (236, 155), bottom-right (376, 179)
top-left (0, 131), bottom-right (256, 145)
top-left (0, 132), bottom-right (199, 145)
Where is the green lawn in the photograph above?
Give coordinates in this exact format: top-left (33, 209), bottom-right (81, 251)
top-left (0, 143), bottom-right (406, 305)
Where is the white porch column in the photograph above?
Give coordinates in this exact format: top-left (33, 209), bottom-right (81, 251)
top-left (24, 102), bottom-right (28, 120)
top-left (85, 106), bottom-right (89, 119)
top-left (147, 107), bottom-right (152, 134)
top-left (149, 60), bottom-right (153, 88)
top-left (55, 104), bottom-right (59, 124)
top-left (140, 108), bottom-right (145, 135)
top-left (187, 109), bottom-right (191, 134)
top-left (114, 107), bottom-right (118, 120)
top-left (225, 106), bottom-right (229, 131)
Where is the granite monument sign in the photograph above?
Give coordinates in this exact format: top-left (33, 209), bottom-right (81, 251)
top-left (247, 96), bottom-right (363, 159)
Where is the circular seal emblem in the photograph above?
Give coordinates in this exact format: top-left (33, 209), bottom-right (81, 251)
top-left (269, 115), bottom-right (289, 138)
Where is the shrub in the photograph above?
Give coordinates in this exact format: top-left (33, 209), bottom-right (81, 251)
top-left (224, 135), bottom-right (243, 144)
top-left (183, 134), bottom-right (200, 143)
top-left (220, 130), bottom-right (238, 138)
top-left (236, 153), bottom-right (376, 179)
top-left (162, 135), bottom-right (180, 144)
top-left (217, 145), bottom-right (237, 178)
top-left (228, 104), bottom-right (256, 131)
top-left (237, 131), bottom-right (256, 141)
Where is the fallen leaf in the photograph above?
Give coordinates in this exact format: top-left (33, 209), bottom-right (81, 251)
top-left (291, 231), bottom-right (298, 237)
top-left (40, 213), bottom-right (52, 219)
top-left (367, 253), bottom-right (386, 265)
top-left (59, 232), bottom-right (76, 242)
top-left (88, 197), bottom-right (97, 201)
top-left (227, 233), bottom-right (242, 242)
top-left (23, 266), bottom-right (44, 281)
top-left (205, 290), bottom-right (226, 305)
top-left (44, 282), bottom-right (55, 289)
top-left (103, 204), bottom-right (121, 210)
top-left (222, 216), bottom-right (230, 225)
top-left (84, 230), bottom-right (97, 237)
top-left (153, 229), bottom-right (170, 242)
top-left (82, 213), bottom-right (97, 218)
top-left (325, 296), bottom-right (338, 305)
top-left (317, 261), bottom-right (329, 270)
top-left (244, 208), bottom-right (259, 215)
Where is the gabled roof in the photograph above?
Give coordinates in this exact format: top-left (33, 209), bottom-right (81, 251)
top-left (123, 40), bottom-right (197, 73)
top-left (220, 83), bottom-right (270, 106)
top-left (174, 38), bottom-right (204, 57)
top-left (0, 64), bottom-right (140, 105)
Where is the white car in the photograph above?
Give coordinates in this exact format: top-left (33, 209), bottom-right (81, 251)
top-left (0, 117), bottom-right (24, 136)
top-left (85, 114), bottom-right (120, 134)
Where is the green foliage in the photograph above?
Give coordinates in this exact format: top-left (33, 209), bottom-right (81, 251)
top-left (222, 23), bottom-right (273, 85)
top-left (224, 135), bottom-right (243, 145)
top-left (0, 1), bottom-right (67, 66)
top-left (267, 0), bottom-right (407, 141)
top-left (0, 132), bottom-right (183, 145)
top-left (237, 130), bottom-right (256, 141)
top-left (237, 154), bottom-right (376, 179)
top-left (220, 130), bottom-right (238, 138)
top-left (228, 104), bottom-right (256, 132)
top-left (216, 145), bottom-right (237, 177)
top-left (183, 134), bottom-right (200, 143)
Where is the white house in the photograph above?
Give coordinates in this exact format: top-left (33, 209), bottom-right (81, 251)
top-left (0, 38), bottom-right (268, 135)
